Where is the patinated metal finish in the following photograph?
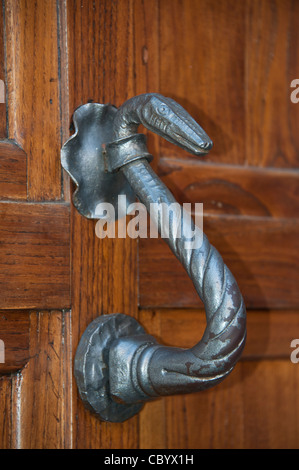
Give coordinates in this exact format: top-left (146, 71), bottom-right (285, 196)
top-left (73, 314), bottom-right (155, 422)
top-left (61, 103), bottom-right (135, 219)
top-left (61, 93), bottom-right (247, 422)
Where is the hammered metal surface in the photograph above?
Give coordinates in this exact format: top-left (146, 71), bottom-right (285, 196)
top-left (74, 314), bottom-right (146, 422)
top-left (65, 93), bottom-right (247, 421)
top-left (61, 103), bottom-right (135, 219)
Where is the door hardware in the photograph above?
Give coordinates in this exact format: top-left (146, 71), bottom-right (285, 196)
top-left (61, 93), bottom-right (246, 422)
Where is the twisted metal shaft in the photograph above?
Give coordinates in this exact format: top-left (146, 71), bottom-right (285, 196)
top-left (121, 159), bottom-right (246, 396)
top-left (108, 93), bottom-right (246, 399)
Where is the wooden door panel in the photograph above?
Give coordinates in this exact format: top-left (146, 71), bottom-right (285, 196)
top-left (0, 376), bottom-right (11, 448)
top-left (140, 360), bottom-right (299, 449)
top-left (0, 311), bottom-right (29, 374)
top-left (0, 0), bottom-right (72, 450)
top-left (140, 0), bottom-right (299, 311)
top-left (158, 0), bottom-right (246, 166)
top-left (158, 0), bottom-right (299, 169)
top-left (158, 158), bottom-right (299, 219)
top-left (0, 311), bottom-right (72, 449)
top-left (140, 215), bottom-right (299, 309)
top-left (0, 142), bottom-right (27, 200)
top-left (138, 0), bottom-right (299, 449)
top-left (139, 360), bottom-right (299, 449)
top-left (0, 202), bottom-right (70, 309)
top-left (5, 0), bottom-right (63, 201)
top-left (246, 0), bottom-right (299, 168)
top-left (139, 309), bottom-right (299, 361)
top-left (139, 309), bottom-right (299, 449)
top-left (67, 0), bottom-right (144, 449)
top-left (0, 0), bottom-right (298, 450)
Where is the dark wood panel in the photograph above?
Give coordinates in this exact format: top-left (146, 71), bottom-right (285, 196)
top-left (158, 0), bottom-right (299, 170)
top-left (158, 0), bottom-right (246, 166)
top-left (70, 213), bottom-right (139, 449)
top-left (139, 215), bottom-right (299, 309)
top-left (0, 141), bottom-right (27, 200)
top-left (246, 0), bottom-right (299, 168)
top-left (162, 360), bottom-right (299, 449)
top-left (134, 0), bottom-right (160, 171)
top-left (139, 309), bottom-right (299, 449)
top-left (158, 157), bottom-right (299, 218)
top-left (0, 2), bottom-right (6, 138)
top-left (57, 0), bottom-right (71, 204)
top-left (139, 309), bottom-right (299, 360)
top-left (0, 202), bottom-right (70, 309)
top-left (0, 311), bottom-right (72, 449)
top-left (67, 0), bottom-right (143, 449)
top-left (9, 311), bottom-right (72, 449)
top-left (0, 311), bottom-right (30, 374)
top-left (5, 0), bottom-right (62, 201)
top-left (0, 0), bottom-right (295, 451)
top-left (0, 376), bottom-right (11, 448)
top-left (68, 0), bottom-right (136, 109)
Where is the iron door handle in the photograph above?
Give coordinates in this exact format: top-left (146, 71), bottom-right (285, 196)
top-left (61, 93), bottom-right (246, 422)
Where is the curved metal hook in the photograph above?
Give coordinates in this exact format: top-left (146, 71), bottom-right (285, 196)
top-left (106, 94), bottom-right (246, 401)
top-left (61, 94), bottom-right (246, 422)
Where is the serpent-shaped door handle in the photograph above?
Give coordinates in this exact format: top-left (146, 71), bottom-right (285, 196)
top-left (61, 93), bottom-right (246, 423)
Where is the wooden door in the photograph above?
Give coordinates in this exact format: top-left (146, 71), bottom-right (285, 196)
top-left (0, 0), bottom-right (299, 449)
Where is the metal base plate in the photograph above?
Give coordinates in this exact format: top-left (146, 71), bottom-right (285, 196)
top-left (61, 103), bottom-right (135, 219)
top-left (74, 314), bottom-right (146, 422)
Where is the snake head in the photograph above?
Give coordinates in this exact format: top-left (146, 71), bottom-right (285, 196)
top-left (139, 94), bottom-right (213, 156)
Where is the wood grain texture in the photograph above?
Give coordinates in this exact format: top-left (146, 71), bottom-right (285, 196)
top-left (0, 141), bottom-right (27, 200)
top-left (246, 0), bottom-right (299, 168)
top-left (5, 0), bottom-right (62, 201)
top-left (157, 0), bottom-right (299, 169)
top-left (70, 184), bottom-right (139, 448)
top-left (133, 0), bottom-right (161, 171)
top-left (138, 309), bottom-right (166, 449)
top-left (139, 310), bottom-right (299, 449)
top-left (161, 360), bottom-right (299, 449)
top-left (0, 202), bottom-right (70, 309)
top-left (0, 0), bottom-right (297, 450)
top-left (0, 376), bottom-right (11, 448)
top-left (0, 311), bottom-right (30, 374)
top-left (57, 0), bottom-right (71, 203)
top-left (139, 309), bottom-right (299, 360)
top-left (67, 0), bottom-right (152, 448)
top-left (158, 0), bottom-right (246, 166)
top-left (159, 157), bottom-right (299, 218)
top-left (0, 1), bottom-right (6, 138)
top-left (139, 0), bottom-right (299, 312)
top-left (139, 214), bottom-right (299, 309)
top-left (10, 311), bottom-right (72, 449)
top-left (0, 311), bottom-right (71, 449)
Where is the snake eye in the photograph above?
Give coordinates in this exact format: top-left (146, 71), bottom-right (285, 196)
top-left (157, 105), bottom-right (168, 115)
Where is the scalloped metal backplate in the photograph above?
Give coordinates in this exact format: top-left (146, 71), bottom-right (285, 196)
top-left (61, 103), bottom-right (135, 219)
top-left (74, 314), bottom-right (146, 422)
